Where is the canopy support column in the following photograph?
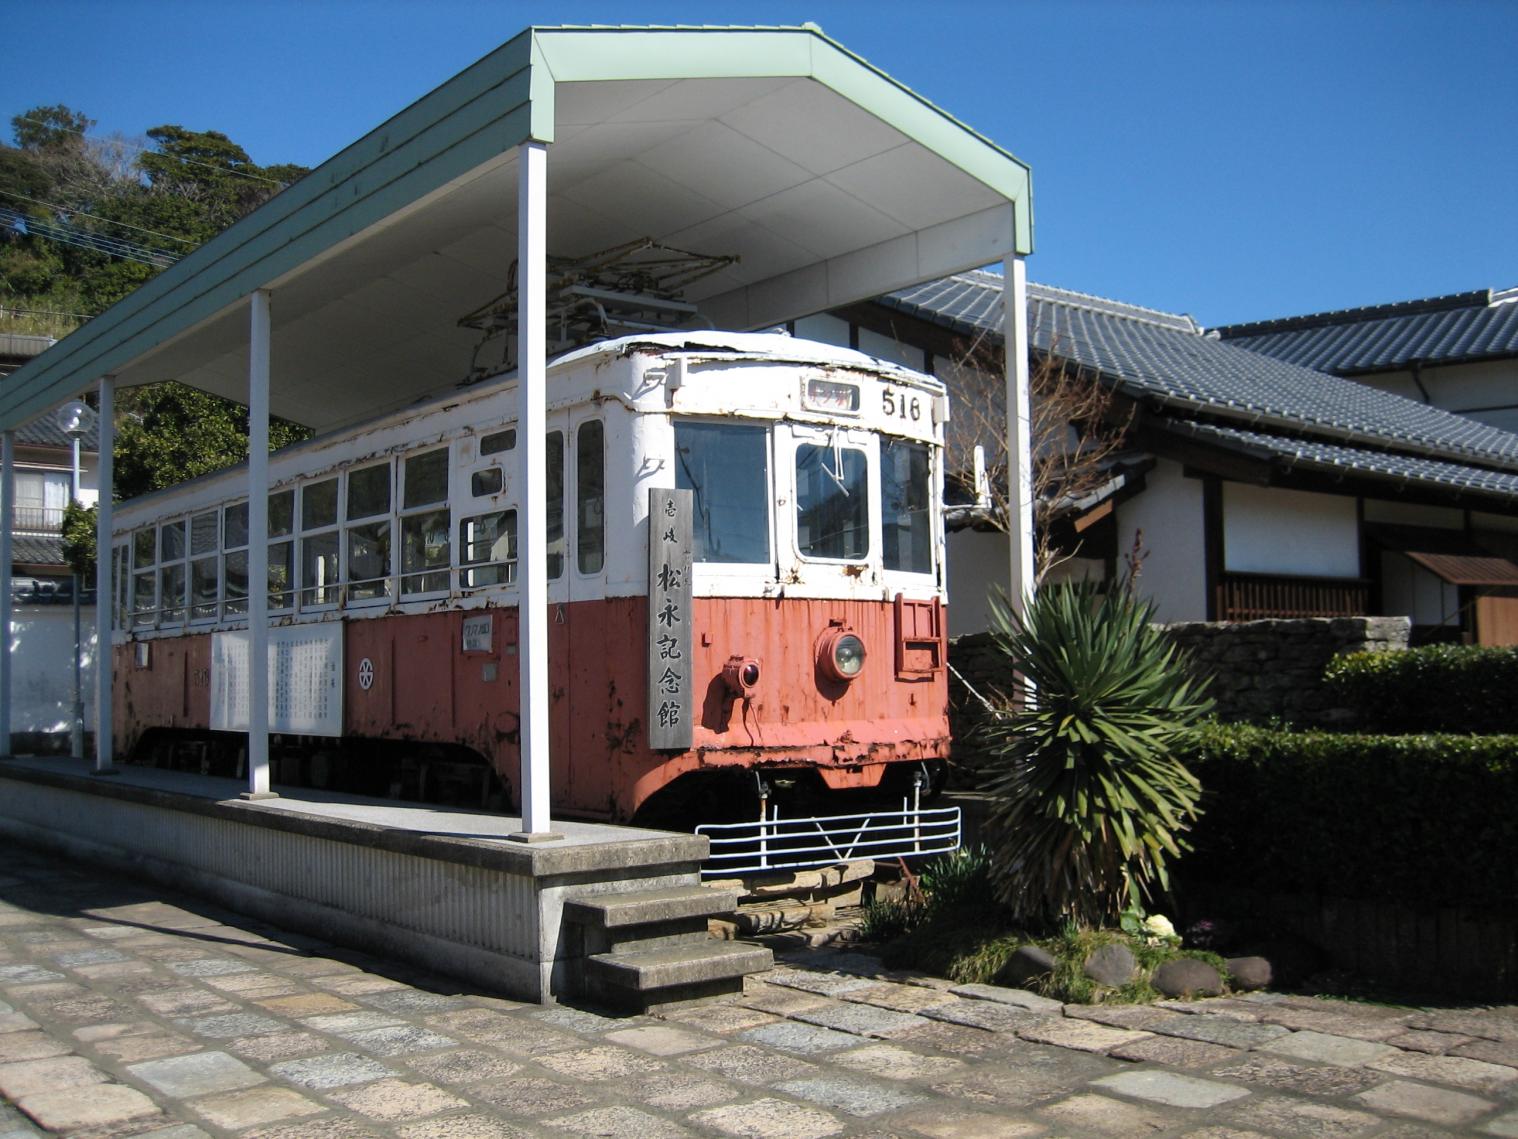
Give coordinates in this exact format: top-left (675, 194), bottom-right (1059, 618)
top-left (511, 141), bottom-right (559, 841)
top-left (244, 289), bottom-right (276, 800)
top-left (94, 376), bottom-right (117, 773)
top-left (0, 430), bottom-right (12, 756)
top-left (1003, 254), bottom-right (1034, 615)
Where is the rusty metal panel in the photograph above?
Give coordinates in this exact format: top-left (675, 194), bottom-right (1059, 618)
top-left (647, 489), bottom-right (693, 750)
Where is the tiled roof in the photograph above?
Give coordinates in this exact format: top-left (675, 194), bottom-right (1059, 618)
top-left (14, 415), bottom-right (99, 451)
top-left (12, 535), bottom-right (65, 567)
top-left (1212, 287), bottom-right (1518, 374)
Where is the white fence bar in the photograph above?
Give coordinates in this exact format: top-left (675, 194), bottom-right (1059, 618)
top-left (697, 803), bottom-right (961, 877)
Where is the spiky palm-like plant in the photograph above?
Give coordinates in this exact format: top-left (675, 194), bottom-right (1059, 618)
top-left (983, 581), bottom-right (1212, 929)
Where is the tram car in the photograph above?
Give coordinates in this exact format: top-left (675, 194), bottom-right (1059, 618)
top-left (107, 331), bottom-right (950, 824)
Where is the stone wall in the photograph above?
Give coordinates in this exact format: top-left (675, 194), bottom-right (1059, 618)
top-left (946, 616), bottom-right (1411, 762)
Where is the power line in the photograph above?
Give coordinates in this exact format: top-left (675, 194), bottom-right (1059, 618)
top-left (1, 207), bottom-right (179, 269)
top-left (0, 189), bottom-right (197, 247)
top-left (13, 114), bottom-right (288, 188)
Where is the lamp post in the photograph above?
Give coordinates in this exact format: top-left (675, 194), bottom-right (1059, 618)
top-left (55, 399), bottom-right (92, 760)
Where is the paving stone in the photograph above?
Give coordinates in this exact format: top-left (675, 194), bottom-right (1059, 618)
top-left (842, 981), bottom-right (958, 1013)
top-left (686, 1042), bottom-right (822, 1084)
top-left (35, 994), bottom-right (127, 1022)
top-left (1148, 1013), bottom-right (1292, 1049)
top-left (1259, 1030), bottom-right (1401, 1067)
top-left (424, 1007), bottom-right (582, 1053)
top-left (225, 1030), bottom-right (330, 1062)
top-left (1093, 1069), bottom-right (1251, 1108)
top-left (1210, 1055), bottom-right (1383, 1098)
top-left (138, 989), bottom-right (238, 1017)
top-left (470, 1074), bottom-right (597, 1116)
top-left (931, 1064), bottom-right (1102, 1109)
top-left (53, 947), bottom-right (131, 967)
top-left (166, 958), bottom-right (256, 978)
top-left (394, 1114), bottom-right (537, 1139)
top-left (888, 1104), bottom-right (1048, 1137)
top-left (268, 1050), bottom-right (396, 1089)
top-left (740, 985), bottom-right (834, 1015)
top-left (3, 1055), bottom-right (106, 1104)
top-left (186, 1085), bottom-right (326, 1129)
top-left (775, 1073), bottom-right (927, 1116)
top-left (15, 1083), bottom-right (160, 1132)
top-left (545, 1105), bottom-right (695, 1137)
top-left (0, 1012), bottom-right (37, 1033)
top-left (690, 1096), bottom-right (845, 1138)
top-left (1481, 1110), bottom-right (1518, 1137)
top-left (361, 989), bottom-right (468, 1014)
top-left (1064, 1003), bottom-right (1178, 1030)
top-left (792, 1000), bottom-right (930, 1038)
top-left (254, 992), bottom-right (359, 1016)
top-left (1256, 1006), bottom-right (1406, 1041)
top-left (1017, 1018), bottom-right (1152, 1053)
top-left (340, 1024), bottom-right (458, 1056)
top-left (177, 1012), bottom-right (288, 1039)
top-left (128, 1050), bottom-right (265, 1096)
top-left (241, 1118), bottom-right (377, 1139)
top-left (1458, 1039), bottom-right (1518, 1069)
top-left (531, 1005), bottom-right (623, 1034)
top-left (312, 973), bottom-right (408, 996)
top-left (657, 1002), bottom-right (778, 1033)
top-left (1385, 1028), bottom-right (1478, 1054)
top-left (133, 1124), bottom-right (212, 1138)
top-left (94, 1030), bottom-right (204, 1063)
top-left (764, 971), bottom-right (878, 998)
top-left (920, 999), bottom-right (1045, 1033)
top-left (1410, 1012), bottom-right (1518, 1043)
top-left (1038, 1092), bottom-right (1175, 1135)
top-left (831, 1042), bottom-right (966, 1080)
top-left (1108, 1034), bottom-right (1241, 1068)
top-left (403, 1047), bottom-right (522, 1085)
top-left (1354, 1078), bottom-right (1497, 1124)
top-left (945, 984), bottom-right (1065, 1015)
top-left (739, 1021), bottom-right (864, 1054)
top-left (325, 1076), bottom-right (469, 1120)
top-left (891, 1020), bottom-right (1008, 1057)
top-left (0, 1031), bottom-right (68, 1062)
top-left (604, 1024), bottom-right (721, 1055)
top-left (0, 966), bottom-right (64, 984)
top-left (624, 1070), bottom-right (739, 1109)
top-left (1369, 1049), bottom-right (1518, 1093)
top-left (1222, 1094), bottom-right (1381, 1137)
top-left (299, 1009), bottom-right (406, 1035)
top-left (535, 1044), bottom-right (665, 1080)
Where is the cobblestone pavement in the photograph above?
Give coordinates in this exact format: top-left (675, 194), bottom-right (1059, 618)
top-left (3, 848), bottom-right (1518, 1138)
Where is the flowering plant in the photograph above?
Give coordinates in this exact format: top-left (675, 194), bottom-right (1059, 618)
top-left (1141, 913), bottom-right (1180, 946)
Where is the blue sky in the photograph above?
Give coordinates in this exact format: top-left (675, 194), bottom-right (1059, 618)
top-left (6, 0), bottom-right (1515, 326)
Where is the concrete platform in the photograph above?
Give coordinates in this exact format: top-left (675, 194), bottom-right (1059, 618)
top-left (0, 755), bottom-right (711, 1004)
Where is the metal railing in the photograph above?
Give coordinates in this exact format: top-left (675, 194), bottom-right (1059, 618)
top-left (12, 505), bottom-right (66, 533)
top-left (697, 798), bottom-right (961, 877)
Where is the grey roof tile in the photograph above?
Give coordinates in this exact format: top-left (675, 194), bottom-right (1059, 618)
top-left (12, 535), bottom-right (66, 566)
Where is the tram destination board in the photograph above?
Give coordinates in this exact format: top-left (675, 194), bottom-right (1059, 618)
top-left (648, 488), bottom-right (694, 750)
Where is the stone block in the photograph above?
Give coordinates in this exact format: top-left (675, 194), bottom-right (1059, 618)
top-left (1152, 958), bottom-right (1223, 998)
top-left (1258, 1030), bottom-right (1399, 1066)
top-left (995, 945), bottom-right (1056, 987)
top-left (1354, 1078), bottom-right (1495, 1125)
top-left (17, 1084), bottom-right (160, 1132)
top-left (1092, 1069), bottom-right (1251, 1108)
top-left (1084, 943), bottom-right (1139, 987)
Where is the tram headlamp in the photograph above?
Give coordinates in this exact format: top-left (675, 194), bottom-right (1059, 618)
top-left (722, 656), bottom-right (762, 699)
top-left (818, 629), bottom-right (866, 683)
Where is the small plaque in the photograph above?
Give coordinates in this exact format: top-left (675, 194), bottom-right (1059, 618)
top-left (462, 613), bottom-right (494, 654)
top-left (648, 488), bottom-right (694, 750)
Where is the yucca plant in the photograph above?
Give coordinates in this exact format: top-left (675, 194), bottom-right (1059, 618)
top-left (982, 580), bottom-right (1212, 929)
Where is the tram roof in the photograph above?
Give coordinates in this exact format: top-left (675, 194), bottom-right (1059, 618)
top-left (0, 24), bottom-right (1032, 435)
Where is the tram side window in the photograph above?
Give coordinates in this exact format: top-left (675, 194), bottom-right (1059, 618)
top-left (346, 462), bottom-right (392, 602)
top-left (190, 511), bottom-right (220, 620)
top-left (675, 422), bottom-right (770, 564)
top-left (401, 449), bottom-right (450, 595)
top-left (223, 502), bottom-right (249, 617)
top-left (546, 431), bottom-right (564, 580)
top-left (577, 420), bottom-right (604, 575)
top-left (880, 439), bottom-right (933, 574)
top-left (300, 478), bottom-right (339, 607)
top-left (795, 444), bottom-right (868, 561)
top-left (131, 529), bottom-right (155, 627)
top-left (459, 509), bottom-right (517, 588)
top-left (268, 490), bottom-right (295, 610)
top-left (158, 519), bottom-right (188, 625)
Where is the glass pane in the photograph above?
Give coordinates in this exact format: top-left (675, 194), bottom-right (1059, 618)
top-left (159, 563), bottom-right (186, 624)
top-left (268, 490), bottom-right (294, 537)
top-left (224, 550), bottom-right (248, 616)
top-left (346, 520), bottom-right (391, 601)
top-left (546, 431), bottom-right (564, 580)
top-left (159, 520), bottom-right (187, 563)
top-left (134, 529), bottom-right (155, 570)
top-left (402, 508), bottom-right (450, 595)
top-left (577, 420), bottom-right (605, 574)
top-left (675, 422), bottom-right (770, 563)
top-left (404, 449), bottom-right (449, 508)
top-left (302, 478), bottom-right (338, 530)
top-left (347, 462), bottom-right (391, 520)
top-left (191, 556), bottom-right (219, 618)
top-left (300, 531), bottom-right (339, 606)
top-left (480, 428), bottom-right (516, 456)
top-left (459, 510), bottom-right (516, 589)
top-left (132, 571), bottom-right (155, 627)
top-left (881, 439), bottom-right (932, 574)
top-left (191, 511), bottom-right (219, 556)
top-left (224, 502), bottom-right (249, 549)
top-left (796, 444), bottom-right (869, 560)
top-left (268, 540), bottom-right (294, 609)
top-left (471, 468), bottom-right (502, 497)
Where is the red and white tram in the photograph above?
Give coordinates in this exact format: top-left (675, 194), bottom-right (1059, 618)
top-left (107, 331), bottom-right (950, 824)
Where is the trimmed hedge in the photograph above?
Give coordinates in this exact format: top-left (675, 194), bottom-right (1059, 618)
top-left (1176, 723), bottom-right (1518, 910)
top-left (1325, 644), bottom-right (1518, 733)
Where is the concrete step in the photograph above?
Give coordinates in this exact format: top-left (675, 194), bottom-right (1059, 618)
top-left (586, 941), bottom-right (773, 1011)
top-left (563, 885), bottom-right (738, 930)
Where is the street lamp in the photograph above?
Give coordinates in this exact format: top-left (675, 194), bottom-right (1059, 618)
top-left (55, 399), bottom-right (93, 761)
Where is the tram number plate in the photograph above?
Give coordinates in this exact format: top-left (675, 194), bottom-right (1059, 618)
top-left (462, 613), bottom-right (493, 654)
top-left (881, 385), bottom-right (923, 423)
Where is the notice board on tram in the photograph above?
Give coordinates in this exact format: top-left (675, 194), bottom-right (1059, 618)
top-left (210, 624), bottom-right (344, 736)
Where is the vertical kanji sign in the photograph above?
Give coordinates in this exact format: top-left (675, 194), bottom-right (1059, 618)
top-left (648, 487), bottom-right (694, 750)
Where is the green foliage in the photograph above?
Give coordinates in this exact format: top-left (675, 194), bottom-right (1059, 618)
top-left (1325, 644), bottom-right (1518, 733)
top-left (1178, 722), bottom-right (1518, 909)
top-left (12, 106), bottom-right (92, 151)
top-left (61, 501), bottom-right (97, 579)
top-left (858, 846), bottom-right (1001, 945)
top-left (980, 581), bottom-right (1213, 929)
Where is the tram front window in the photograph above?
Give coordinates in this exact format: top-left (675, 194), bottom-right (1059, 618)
top-left (881, 439), bottom-right (932, 574)
top-left (796, 443), bottom-right (868, 561)
top-left (675, 422), bottom-right (770, 564)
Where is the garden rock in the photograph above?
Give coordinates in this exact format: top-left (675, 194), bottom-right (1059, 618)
top-left (1083, 944), bottom-right (1138, 988)
top-left (1227, 955), bottom-right (1272, 991)
top-left (1152, 958), bottom-right (1223, 998)
top-left (996, 945), bottom-right (1056, 988)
